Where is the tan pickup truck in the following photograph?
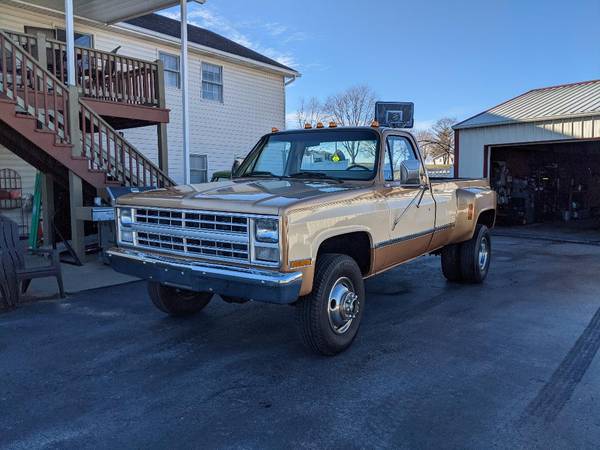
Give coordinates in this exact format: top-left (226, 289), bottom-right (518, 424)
top-left (109, 104), bottom-right (496, 355)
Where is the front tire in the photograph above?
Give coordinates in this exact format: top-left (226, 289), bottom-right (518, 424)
top-left (147, 282), bottom-right (212, 316)
top-left (296, 254), bottom-right (365, 356)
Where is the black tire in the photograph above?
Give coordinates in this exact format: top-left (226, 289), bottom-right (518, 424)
top-left (296, 254), bottom-right (365, 356)
top-left (441, 244), bottom-right (463, 282)
top-left (147, 282), bottom-right (212, 316)
top-left (459, 224), bottom-right (491, 283)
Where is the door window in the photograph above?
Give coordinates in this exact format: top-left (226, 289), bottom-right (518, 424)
top-left (384, 136), bottom-right (417, 181)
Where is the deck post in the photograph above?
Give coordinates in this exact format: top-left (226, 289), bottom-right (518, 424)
top-left (64, 0), bottom-right (76, 87)
top-left (35, 33), bottom-right (47, 70)
top-left (155, 59), bottom-right (169, 173)
top-left (41, 173), bottom-right (55, 246)
top-left (68, 171), bottom-right (85, 261)
top-left (180, 0), bottom-right (190, 184)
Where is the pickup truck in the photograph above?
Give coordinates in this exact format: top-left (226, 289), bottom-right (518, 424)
top-left (108, 103), bottom-right (496, 355)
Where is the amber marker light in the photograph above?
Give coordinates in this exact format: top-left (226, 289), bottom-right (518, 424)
top-left (316, 122), bottom-right (324, 128)
top-left (468, 204), bottom-right (474, 220)
top-left (370, 120), bottom-right (380, 128)
top-left (271, 127), bottom-right (279, 133)
top-left (328, 121), bottom-right (337, 128)
top-left (304, 123), bottom-right (312, 129)
top-left (290, 258), bottom-right (312, 268)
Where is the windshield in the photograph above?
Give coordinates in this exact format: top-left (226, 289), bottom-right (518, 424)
top-left (237, 129), bottom-right (380, 181)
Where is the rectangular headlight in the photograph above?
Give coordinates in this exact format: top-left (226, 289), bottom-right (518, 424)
top-left (254, 246), bottom-right (279, 263)
top-left (254, 218), bottom-right (278, 243)
top-left (118, 208), bottom-right (134, 243)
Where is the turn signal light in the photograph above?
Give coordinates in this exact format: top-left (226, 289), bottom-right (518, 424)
top-left (290, 258), bottom-right (312, 268)
top-left (316, 122), bottom-right (324, 128)
top-left (370, 120), bottom-right (380, 128)
top-left (271, 127), bottom-right (279, 133)
top-left (467, 204), bottom-right (474, 220)
top-left (304, 123), bottom-right (312, 129)
top-left (328, 121), bottom-right (337, 128)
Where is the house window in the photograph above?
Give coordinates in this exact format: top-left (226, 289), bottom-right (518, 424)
top-left (159, 52), bottom-right (180, 88)
top-left (190, 155), bottom-right (208, 183)
top-left (202, 62), bottom-right (223, 101)
top-left (25, 26), bottom-right (93, 48)
top-left (55, 28), bottom-right (93, 48)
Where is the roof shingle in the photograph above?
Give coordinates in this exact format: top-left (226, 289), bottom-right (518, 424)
top-left (124, 13), bottom-right (297, 73)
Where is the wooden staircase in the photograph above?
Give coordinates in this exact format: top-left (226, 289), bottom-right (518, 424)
top-left (0, 30), bottom-right (174, 189)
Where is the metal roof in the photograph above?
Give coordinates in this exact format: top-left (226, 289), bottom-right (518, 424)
top-left (9, 0), bottom-right (204, 25)
top-left (454, 79), bottom-right (600, 130)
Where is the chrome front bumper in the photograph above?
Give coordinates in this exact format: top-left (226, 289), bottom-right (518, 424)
top-left (107, 247), bottom-right (303, 304)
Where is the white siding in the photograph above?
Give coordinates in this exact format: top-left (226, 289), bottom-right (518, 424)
top-left (458, 115), bottom-right (600, 178)
top-left (0, 4), bottom-right (286, 188)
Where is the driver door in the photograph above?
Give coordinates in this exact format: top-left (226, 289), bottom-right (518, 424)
top-left (377, 135), bottom-right (435, 269)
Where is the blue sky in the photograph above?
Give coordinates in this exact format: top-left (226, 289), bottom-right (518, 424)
top-left (160, 0), bottom-right (600, 129)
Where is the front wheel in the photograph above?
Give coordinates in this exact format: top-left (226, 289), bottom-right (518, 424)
top-left (296, 254), bottom-right (365, 356)
top-left (147, 282), bottom-right (212, 316)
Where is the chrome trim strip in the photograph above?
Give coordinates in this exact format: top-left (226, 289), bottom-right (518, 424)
top-left (107, 247), bottom-right (302, 285)
top-left (375, 222), bottom-right (456, 248)
top-left (129, 222), bottom-right (249, 244)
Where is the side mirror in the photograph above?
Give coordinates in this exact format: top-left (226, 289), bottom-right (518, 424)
top-left (400, 159), bottom-right (422, 185)
top-left (231, 159), bottom-right (242, 177)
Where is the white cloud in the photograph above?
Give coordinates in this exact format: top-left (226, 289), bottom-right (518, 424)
top-left (157, 6), bottom-right (298, 68)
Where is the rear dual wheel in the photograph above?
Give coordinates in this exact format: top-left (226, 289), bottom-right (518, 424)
top-left (441, 224), bottom-right (491, 284)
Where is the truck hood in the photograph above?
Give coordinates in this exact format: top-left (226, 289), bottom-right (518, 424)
top-left (117, 179), bottom-right (362, 215)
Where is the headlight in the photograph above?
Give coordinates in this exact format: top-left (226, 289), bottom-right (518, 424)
top-left (254, 218), bottom-right (278, 243)
top-left (118, 208), bottom-right (134, 243)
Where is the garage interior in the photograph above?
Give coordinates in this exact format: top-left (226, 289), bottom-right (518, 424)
top-left (491, 140), bottom-right (600, 230)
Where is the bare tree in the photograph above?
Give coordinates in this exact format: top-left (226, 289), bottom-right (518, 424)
top-left (417, 118), bottom-right (456, 165)
top-left (321, 85), bottom-right (377, 163)
top-left (295, 97), bottom-right (324, 128)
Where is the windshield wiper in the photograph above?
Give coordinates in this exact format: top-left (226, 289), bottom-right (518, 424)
top-left (243, 171), bottom-right (284, 179)
top-left (289, 172), bottom-right (344, 183)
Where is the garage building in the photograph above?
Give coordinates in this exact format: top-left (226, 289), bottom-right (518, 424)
top-left (453, 79), bottom-right (600, 227)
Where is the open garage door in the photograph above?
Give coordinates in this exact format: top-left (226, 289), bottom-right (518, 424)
top-left (490, 140), bottom-right (600, 234)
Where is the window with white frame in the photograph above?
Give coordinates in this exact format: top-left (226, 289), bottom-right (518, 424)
top-left (190, 155), bottom-right (208, 183)
top-left (159, 52), bottom-right (180, 88)
top-left (201, 62), bottom-right (223, 101)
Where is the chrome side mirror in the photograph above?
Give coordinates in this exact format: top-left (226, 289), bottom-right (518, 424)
top-left (400, 159), bottom-right (422, 185)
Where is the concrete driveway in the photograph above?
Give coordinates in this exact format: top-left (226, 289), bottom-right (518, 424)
top-left (1, 236), bottom-right (599, 449)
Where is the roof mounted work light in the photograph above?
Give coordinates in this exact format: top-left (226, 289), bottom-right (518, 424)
top-left (375, 102), bottom-right (414, 128)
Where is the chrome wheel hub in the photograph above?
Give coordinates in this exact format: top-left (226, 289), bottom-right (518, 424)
top-left (478, 237), bottom-right (489, 271)
top-left (327, 277), bottom-right (359, 334)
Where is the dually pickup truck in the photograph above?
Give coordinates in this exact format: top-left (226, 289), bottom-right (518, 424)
top-left (109, 103), bottom-right (497, 355)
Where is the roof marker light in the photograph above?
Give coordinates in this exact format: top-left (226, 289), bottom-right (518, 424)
top-left (328, 121), bottom-right (337, 128)
top-left (316, 122), bottom-right (324, 128)
top-left (271, 127), bottom-right (279, 133)
top-left (304, 123), bottom-right (312, 129)
top-left (370, 120), bottom-right (380, 128)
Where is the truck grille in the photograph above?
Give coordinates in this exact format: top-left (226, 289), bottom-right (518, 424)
top-left (131, 208), bottom-right (250, 263)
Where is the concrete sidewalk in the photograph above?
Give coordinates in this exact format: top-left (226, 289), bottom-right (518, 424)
top-left (23, 255), bottom-right (138, 301)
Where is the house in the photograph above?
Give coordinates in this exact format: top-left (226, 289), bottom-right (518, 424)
top-left (453, 79), bottom-right (600, 227)
top-left (0, 0), bottom-right (299, 256)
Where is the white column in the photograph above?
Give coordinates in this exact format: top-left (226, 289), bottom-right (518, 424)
top-left (64, 0), bottom-right (76, 86)
top-left (181, 0), bottom-right (190, 184)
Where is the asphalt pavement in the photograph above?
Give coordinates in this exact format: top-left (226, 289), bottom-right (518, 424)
top-left (1, 236), bottom-right (599, 449)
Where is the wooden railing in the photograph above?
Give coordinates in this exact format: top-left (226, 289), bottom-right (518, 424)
top-left (4, 31), bottom-right (162, 107)
top-left (80, 101), bottom-right (173, 188)
top-left (0, 30), bottom-right (70, 144)
top-left (4, 31), bottom-right (38, 56)
top-left (46, 38), bottom-right (160, 106)
top-left (0, 31), bottom-right (173, 189)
